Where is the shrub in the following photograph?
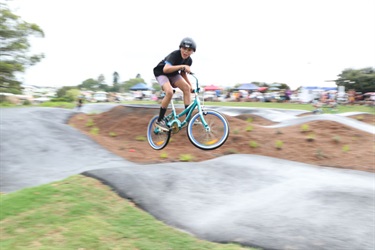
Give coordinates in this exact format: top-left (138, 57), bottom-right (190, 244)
top-left (306, 133), bottom-right (315, 141)
top-left (355, 115), bottom-right (364, 121)
top-left (50, 97), bottom-right (70, 102)
top-left (301, 124), bottom-right (310, 132)
top-left (245, 125), bottom-right (253, 132)
top-left (135, 135), bottom-right (146, 141)
top-left (275, 140), bottom-right (283, 149)
top-left (23, 99), bottom-right (31, 105)
top-left (249, 141), bottom-right (258, 148)
top-left (0, 101), bottom-right (12, 107)
top-left (86, 119), bottom-right (94, 127)
top-left (342, 145), bottom-right (350, 152)
top-left (160, 152), bottom-right (168, 159)
top-left (315, 149), bottom-right (326, 159)
top-left (0, 95), bottom-right (8, 103)
top-left (275, 129), bottom-right (283, 134)
top-left (332, 135), bottom-right (341, 143)
top-left (179, 154), bottom-right (194, 162)
top-left (224, 148), bottom-right (238, 155)
top-left (90, 127), bottom-right (99, 135)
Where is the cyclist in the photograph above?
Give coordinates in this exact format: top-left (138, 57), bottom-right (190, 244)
top-left (76, 96), bottom-right (84, 111)
top-left (153, 37), bottom-right (196, 131)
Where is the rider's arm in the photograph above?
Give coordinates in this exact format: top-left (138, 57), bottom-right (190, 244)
top-left (163, 63), bottom-right (186, 74)
top-left (181, 71), bottom-right (193, 91)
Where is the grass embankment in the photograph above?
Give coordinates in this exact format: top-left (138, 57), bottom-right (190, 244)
top-left (1, 100), bottom-right (374, 114)
top-left (0, 102), bottom-right (76, 109)
top-left (204, 101), bottom-right (375, 113)
top-left (0, 175), bottom-right (256, 250)
top-left (120, 100), bottom-right (375, 114)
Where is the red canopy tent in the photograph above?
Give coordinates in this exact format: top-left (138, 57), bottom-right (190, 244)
top-left (204, 85), bottom-right (222, 91)
top-left (258, 87), bottom-right (268, 92)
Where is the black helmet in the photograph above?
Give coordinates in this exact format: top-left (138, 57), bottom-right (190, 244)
top-left (179, 37), bottom-right (196, 52)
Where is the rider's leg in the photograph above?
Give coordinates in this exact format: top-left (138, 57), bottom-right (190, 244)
top-left (174, 78), bottom-right (191, 109)
top-left (158, 81), bottom-right (173, 122)
top-left (175, 79), bottom-right (191, 120)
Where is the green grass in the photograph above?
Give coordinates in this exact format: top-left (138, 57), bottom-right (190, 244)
top-left (202, 101), bottom-right (375, 114)
top-left (0, 176), bottom-right (255, 250)
top-left (119, 100), bottom-right (375, 114)
top-left (38, 101), bottom-right (76, 109)
top-left (1, 100), bottom-right (374, 114)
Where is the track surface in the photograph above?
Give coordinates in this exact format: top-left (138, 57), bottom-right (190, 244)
top-left (1, 105), bottom-right (374, 250)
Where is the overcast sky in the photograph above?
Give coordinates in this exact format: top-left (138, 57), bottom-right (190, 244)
top-left (8, 0), bottom-right (375, 89)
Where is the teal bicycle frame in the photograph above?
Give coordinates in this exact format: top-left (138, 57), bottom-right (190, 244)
top-left (164, 74), bottom-right (209, 132)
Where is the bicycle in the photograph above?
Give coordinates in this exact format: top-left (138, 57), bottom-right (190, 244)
top-left (312, 100), bottom-right (339, 114)
top-left (147, 73), bottom-right (230, 150)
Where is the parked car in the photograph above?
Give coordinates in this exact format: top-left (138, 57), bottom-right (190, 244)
top-left (92, 91), bottom-right (108, 102)
top-left (33, 96), bottom-right (51, 103)
top-left (289, 94), bottom-right (299, 103)
top-left (203, 91), bottom-right (217, 101)
top-left (122, 93), bottom-right (135, 101)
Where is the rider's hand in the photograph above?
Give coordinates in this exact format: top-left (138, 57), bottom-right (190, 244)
top-left (181, 65), bottom-right (191, 74)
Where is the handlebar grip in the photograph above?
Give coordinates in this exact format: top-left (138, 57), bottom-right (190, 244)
top-left (181, 68), bottom-right (194, 75)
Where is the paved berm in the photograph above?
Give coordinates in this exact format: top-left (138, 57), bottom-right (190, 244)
top-left (1, 104), bottom-right (374, 250)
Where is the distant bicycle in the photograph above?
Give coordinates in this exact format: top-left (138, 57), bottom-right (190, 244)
top-left (147, 73), bottom-right (230, 150)
top-left (312, 100), bottom-right (338, 114)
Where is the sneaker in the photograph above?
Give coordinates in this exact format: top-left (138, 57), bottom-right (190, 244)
top-left (156, 119), bottom-right (169, 131)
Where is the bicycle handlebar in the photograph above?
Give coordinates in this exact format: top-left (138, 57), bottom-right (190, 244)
top-left (188, 73), bottom-right (200, 93)
top-left (181, 70), bottom-right (199, 93)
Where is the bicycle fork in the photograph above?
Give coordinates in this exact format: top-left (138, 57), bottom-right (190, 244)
top-left (194, 96), bottom-right (210, 132)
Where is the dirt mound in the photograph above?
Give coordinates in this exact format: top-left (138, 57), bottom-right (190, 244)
top-left (346, 113), bottom-right (375, 126)
top-left (231, 113), bottom-right (276, 126)
top-left (69, 105), bottom-right (375, 172)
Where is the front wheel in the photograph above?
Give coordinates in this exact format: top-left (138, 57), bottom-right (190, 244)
top-left (187, 110), bottom-right (229, 150)
top-left (147, 115), bottom-right (171, 150)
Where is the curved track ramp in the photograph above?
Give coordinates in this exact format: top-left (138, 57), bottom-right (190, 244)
top-left (1, 104), bottom-right (374, 250)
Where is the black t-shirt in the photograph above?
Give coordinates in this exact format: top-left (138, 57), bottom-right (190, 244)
top-left (153, 50), bottom-right (193, 77)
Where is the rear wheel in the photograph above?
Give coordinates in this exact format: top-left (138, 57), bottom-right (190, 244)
top-left (187, 110), bottom-right (229, 150)
top-left (147, 115), bottom-right (171, 150)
